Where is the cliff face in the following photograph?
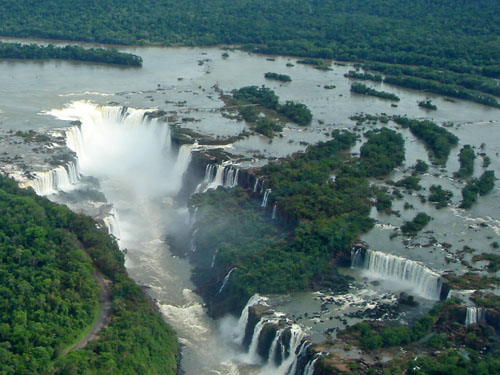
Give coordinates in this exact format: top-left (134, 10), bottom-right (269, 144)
top-left (176, 150), bottom-right (212, 203)
top-left (485, 308), bottom-right (500, 335)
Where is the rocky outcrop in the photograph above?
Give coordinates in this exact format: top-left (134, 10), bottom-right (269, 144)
top-left (439, 280), bottom-right (451, 301)
top-left (243, 304), bottom-right (274, 349)
top-left (485, 308), bottom-right (500, 335)
top-left (257, 323), bottom-right (279, 361)
top-left (176, 151), bottom-right (210, 203)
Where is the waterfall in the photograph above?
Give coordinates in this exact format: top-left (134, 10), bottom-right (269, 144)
top-left (465, 307), bottom-right (486, 326)
top-left (246, 320), bottom-right (265, 364)
top-left (231, 294), bottom-right (311, 374)
top-left (196, 163), bottom-right (240, 192)
top-left (65, 125), bottom-right (85, 160)
top-left (286, 341), bottom-right (311, 375)
top-left (261, 188), bottom-right (271, 208)
top-left (189, 206), bottom-right (199, 226)
top-left (19, 161), bottom-right (81, 195)
top-left (267, 329), bottom-right (282, 366)
top-left (352, 249), bottom-right (442, 300)
top-left (210, 248), bottom-right (219, 268)
top-left (272, 204), bottom-right (277, 220)
top-left (202, 164), bottom-right (224, 191)
top-left (55, 102), bottom-right (172, 165)
top-left (350, 247), bottom-right (365, 269)
top-left (223, 166), bottom-right (239, 188)
top-left (218, 268), bottom-right (236, 294)
top-left (233, 294), bottom-right (267, 345)
top-left (103, 208), bottom-right (120, 239)
top-left (21, 101), bottom-right (186, 198)
top-left (276, 325), bottom-right (306, 374)
top-left (66, 160), bottom-right (80, 184)
top-left (204, 164), bottom-right (216, 183)
top-left (189, 228), bottom-right (199, 253)
top-left (253, 177), bottom-right (260, 193)
top-left (171, 144), bottom-right (194, 193)
top-left (303, 357), bottom-right (318, 375)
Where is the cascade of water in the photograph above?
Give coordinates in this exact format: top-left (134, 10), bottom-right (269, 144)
top-left (53, 166), bottom-right (72, 190)
top-left (20, 160), bottom-right (81, 195)
top-left (205, 164), bottom-right (216, 182)
top-left (171, 144), bottom-right (194, 193)
top-left (53, 101), bottom-right (171, 157)
top-left (232, 168), bottom-right (239, 187)
top-left (253, 177), bottom-right (260, 193)
top-left (66, 161), bottom-right (80, 184)
top-left (190, 228), bottom-right (199, 253)
top-left (350, 247), bottom-right (365, 269)
top-left (303, 357), bottom-right (318, 375)
top-left (218, 268), bottom-right (236, 294)
top-left (465, 307), bottom-right (486, 326)
top-left (144, 116), bottom-right (171, 152)
top-left (210, 248), bottom-right (219, 269)
top-left (196, 163), bottom-right (240, 193)
top-left (189, 206), bottom-right (199, 226)
top-left (233, 294), bottom-right (267, 345)
top-left (277, 325), bottom-right (306, 374)
top-left (103, 209), bottom-right (121, 239)
top-left (261, 188), bottom-right (271, 208)
top-left (268, 329), bottom-right (283, 366)
top-left (286, 341), bottom-right (310, 375)
top-left (246, 319), bottom-right (265, 364)
top-left (21, 171), bottom-right (55, 195)
top-left (204, 164), bottom-right (225, 191)
top-left (44, 101), bottom-right (180, 198)
top-left (223, 166), bottom-right (239, 188)
top-left (65, 125), bottom-right (85, 160)
top-left (353, 249), bottom-right (442, 300)
top-left (272, 204), bottom-right (277, 220)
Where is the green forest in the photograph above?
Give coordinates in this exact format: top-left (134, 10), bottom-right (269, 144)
top-left (0, 176), bottom-right (178, 375)
top-left (0, 0), bottom-right (499, 81)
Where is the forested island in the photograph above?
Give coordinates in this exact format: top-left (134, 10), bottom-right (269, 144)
top-left (350, 82), bottom-right (400, 101)
top-left (264, 72), bottom-right (291, 82)
top-left (0, 41), bottom-right (142, 66)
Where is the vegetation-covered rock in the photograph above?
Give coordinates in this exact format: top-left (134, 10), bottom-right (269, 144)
top-left (350, 82), bottom-right (400, 101)
top-left (401, 212), bottom-right (431, 234)
top-left (359, 128), bottom-right (405, 177)
top-left (460, 170), bottom-right (496, 208)
top-left (454, 145), bottom-right (476, 178)
top-left (264, 72), bottom-right (292, 82)
top-left (418, 100), bottom-right (437, 110)
top-left (393, 117), bottom-right (459, 165)
top-left (231, 86), bottom-right (312, 129)
top-left (428, 185), bottom-right (453, 209)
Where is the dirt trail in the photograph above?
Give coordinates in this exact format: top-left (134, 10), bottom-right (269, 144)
top-left (67, 270), bottom-right (112, 352)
